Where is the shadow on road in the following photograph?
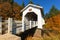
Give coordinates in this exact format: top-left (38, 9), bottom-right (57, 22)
top-left (16, 26), bottom-right (37, 40)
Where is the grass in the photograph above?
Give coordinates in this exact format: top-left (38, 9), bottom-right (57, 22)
top-left (26, 33), bottom-right (60, 40)
top-left (26, 36), bottom-right (60, 40)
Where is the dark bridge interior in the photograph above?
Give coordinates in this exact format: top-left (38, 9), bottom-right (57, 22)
top-left (25, 12), bottom-right (37, 21)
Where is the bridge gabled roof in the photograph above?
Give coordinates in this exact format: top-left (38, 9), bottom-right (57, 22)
top-left (21, 4), bottom-right (43, 12)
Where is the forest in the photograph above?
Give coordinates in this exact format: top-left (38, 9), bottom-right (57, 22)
top-left (0, 0), bottom-right (60, 33)
top-left (0, 0), bottom-right (23, 20)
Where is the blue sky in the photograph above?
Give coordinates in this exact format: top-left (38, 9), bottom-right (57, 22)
top-left (14, 0), bottom-right (60, 14)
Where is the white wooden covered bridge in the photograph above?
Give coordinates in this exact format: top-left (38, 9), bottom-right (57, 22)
top-left (0, 4), bottom-right (45, 35)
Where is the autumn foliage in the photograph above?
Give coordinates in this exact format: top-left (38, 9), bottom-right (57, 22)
top-left (0, 2), bottom-right (23, 20)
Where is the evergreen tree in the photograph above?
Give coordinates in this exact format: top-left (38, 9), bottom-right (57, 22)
top-left (45, 13), bottom-right (51, 19)
top-left (9, 0), bottom-right (14, 4)
top-left (29, 0), bottom-right (34, 4)
top-left (45, 5), bottom-right (59, 19)
top-left (49, 5), bottom-right (59, 17)
top-left (22, 0), bottom-right (25, 8)
top-left (0, 0), bottom-right (14, 4)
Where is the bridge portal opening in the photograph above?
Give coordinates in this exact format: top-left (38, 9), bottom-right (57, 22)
top-left (24, 12), bottom-right (38, 30)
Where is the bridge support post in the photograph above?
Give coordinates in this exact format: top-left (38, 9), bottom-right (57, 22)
top-left (30, 20), bottom-right (32, 29)
top-left (0, 17), bottom-right (2, 35)
top-left (8, 18), bottom-right (13, 34)
top-left (22, 15), bottom-right (24, 32)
